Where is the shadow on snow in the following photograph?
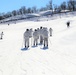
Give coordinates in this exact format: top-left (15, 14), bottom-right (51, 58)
top-left (40, 47), bottom-right (48, 50)
top-left (21, 47), bottom-right (29, 51)
top-left (32, 45), bottom-right (38, 48)
top-left (21, 46), bottom-right (48, 51)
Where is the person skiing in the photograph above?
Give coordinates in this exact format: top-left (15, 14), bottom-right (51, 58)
top-left (0, 32), bottom-right (4, 39)
top-left (33, 29), bottom-right (39, 46)
top-left (49, 28), bottom-right (53, 36)
top-left (24, 29), bottom-right (30, 48)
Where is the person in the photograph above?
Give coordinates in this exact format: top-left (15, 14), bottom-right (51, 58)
top-left (42, 27), bottom-right (48, 47)
top-left (49, 28), bottom-right (53, 36)
top-left (33, 29), bottom-right (39, 46)
top-left (39, 26), bottom-right (44, 44)
top-left (66, 21), bottom-right (70, 28)
top-left (37, 28), bottom-right (40, 39)
top-left (29, 28), bottom-right (33, 38)
top-left (0, 32), bottom-right (4, 39)
top-left (8, 24), bottom-right (9, 26)
top-left (24, 29), bottom-right (30, 48)
top-left (29, 28), bottom-right (33, 46)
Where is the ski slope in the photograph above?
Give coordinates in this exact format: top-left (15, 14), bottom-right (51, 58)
top-left (0, 15), bottom-right (76, 75)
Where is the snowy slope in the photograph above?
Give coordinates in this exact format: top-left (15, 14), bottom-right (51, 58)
top-left (1, 10), bottom-right (76, 25)
top-left (0, 15), bottom-right (76, 75)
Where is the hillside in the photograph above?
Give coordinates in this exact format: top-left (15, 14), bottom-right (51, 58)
top-left (0, 13), bottom-right (76, 75)
top-left (0, 10), bottom-right (76, 24)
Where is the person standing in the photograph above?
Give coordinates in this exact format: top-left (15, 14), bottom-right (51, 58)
top-left (24, 29), bottom-right (30, 48)
top-left (0, 32), bottom-right (4, 39)
top-left (29, 28), bottom-right (33, 38)
top-left (33, 29), bottom-right (39, 46)
top-left (42, 28), bottom-right (48, 47)
top-left (66, 21), bottom-right (70, 28)
top-left (39, 26), bottom-right (44, 44)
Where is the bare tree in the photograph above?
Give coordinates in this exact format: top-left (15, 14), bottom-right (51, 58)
top-left (67, 0), bottom-right (76, 11)
top-left (53, 4), bottom-right (58, 13)
top-left (21, 6), bottom-right (27, 14)
top-left (60, 2), bottom-right (67, 10)
top-left (32, 6), bottom-right (37, 13)
top-left (0, 15), bottom-right (3, 20)
top-left (49, 0), bottom-right (53, 10)
top-left (39, 7), bottom-right (47, 11)
top-left (27, 8), bottom-right (32, 13)
top-left (12, 10), bottom-right (17, 16)
top-left (19, 8), bottom-right (23, 15)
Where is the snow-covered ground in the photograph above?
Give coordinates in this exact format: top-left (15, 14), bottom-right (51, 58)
top-left (0, 14), bottom-right (76, 75)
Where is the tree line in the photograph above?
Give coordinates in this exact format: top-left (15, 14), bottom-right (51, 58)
top-left (0, 0), bottom-right (76, 20)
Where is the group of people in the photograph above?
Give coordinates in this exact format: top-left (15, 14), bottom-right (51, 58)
top-left (23, 26), bottom-right (52, 48)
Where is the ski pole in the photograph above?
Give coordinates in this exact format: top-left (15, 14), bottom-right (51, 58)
top-left (48, 37), bottom-right (52, 45)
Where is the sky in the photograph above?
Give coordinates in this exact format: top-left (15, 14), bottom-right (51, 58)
top-left (0, 0), bottom-right (68, 13)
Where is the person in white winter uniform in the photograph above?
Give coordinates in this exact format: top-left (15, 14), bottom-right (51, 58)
top-left (42, 27), bottom-right (48, 47)
top-left (24, 29), bottom-right (30, 48)
top-left (29, 28), bottom-right (33, 38)
top-left (33, 29), bottom-right (39, 46)
top-left (39, 26), bottom-right (44, 44)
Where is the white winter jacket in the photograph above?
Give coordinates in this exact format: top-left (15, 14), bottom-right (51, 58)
top-left (33, 30), bottom-right (39, 39)
top-left (24, 31), bottom-right (30, 40)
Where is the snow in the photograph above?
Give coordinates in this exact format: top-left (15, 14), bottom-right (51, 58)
top-left (0, 13), bottom-right (76, 75)
top-left (39, 10), bottom-right (53, 16)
